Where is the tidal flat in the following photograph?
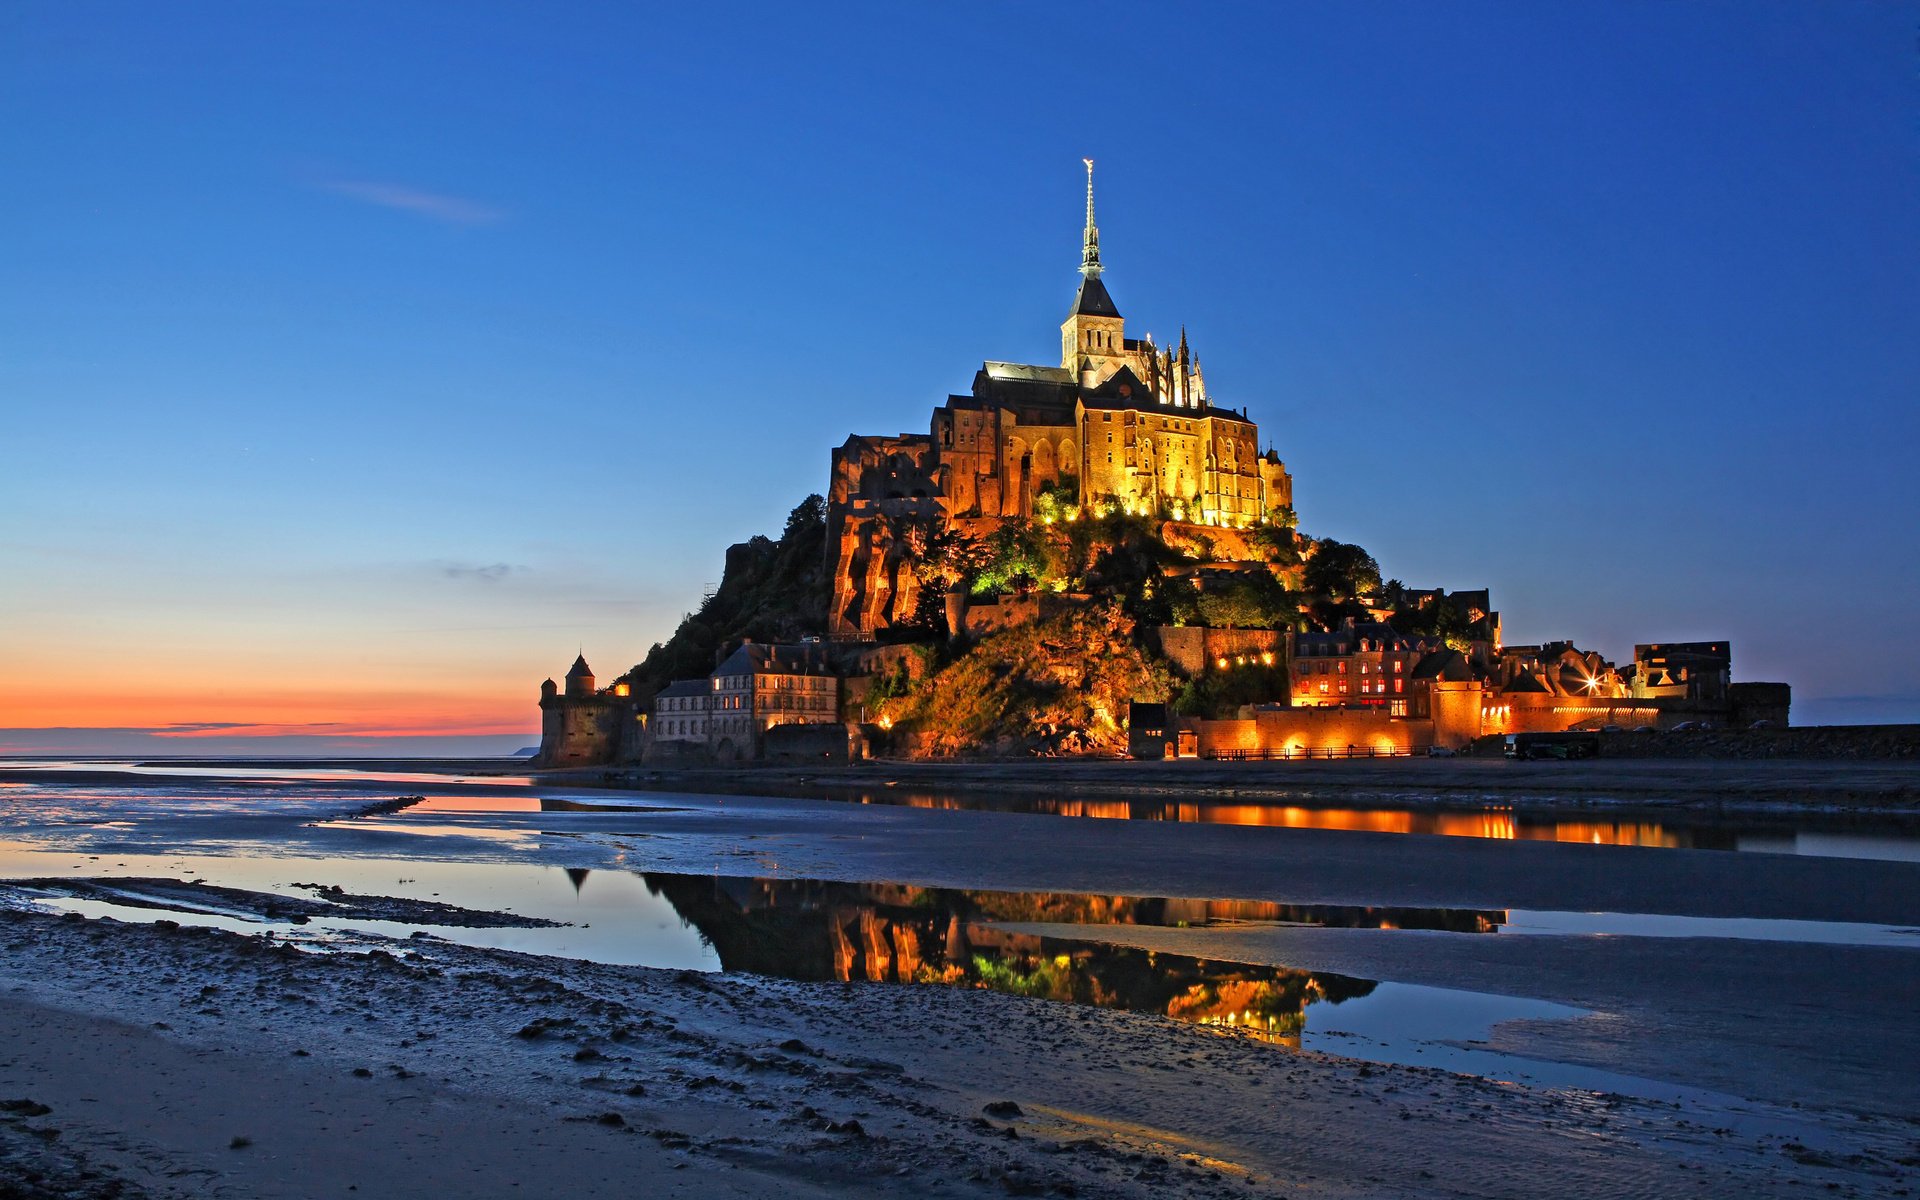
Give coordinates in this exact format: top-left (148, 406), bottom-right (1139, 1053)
top-left (1, 760), bottom-right (1917, 1198)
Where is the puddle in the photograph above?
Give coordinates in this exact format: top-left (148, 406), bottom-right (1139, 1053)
top-left (9, 851), bottom-right (1916, 1137)
top-left (1502, 909), bottom-right (1920, 947)
top-left (0, 849), bottom-right (719, 970)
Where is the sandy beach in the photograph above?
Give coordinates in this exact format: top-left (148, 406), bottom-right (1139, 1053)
top-left (2, 761), bottom-right (1918, 1198)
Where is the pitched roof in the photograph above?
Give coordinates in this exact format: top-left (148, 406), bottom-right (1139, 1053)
top-left (656, 679), bottom-right (711, 699)
top-left (566, 654), bottom-right (593, 678)
top-left (982, 361), bottom-right (1074, 384)
top-left (1071, 274), bottom-right (1121, 318)
top-left (1411, 648), bottom-right (1473, 682)
top-left (712, 642), bottom-right (835, 679)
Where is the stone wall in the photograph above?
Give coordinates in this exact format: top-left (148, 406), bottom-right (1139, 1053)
top-left (1152, 626), bottom-right (1286, 678)
top-left (536, 694), bottom-right (640, 767)
top-left (1427, 679), bottom-right (1796, 749)
top-left (1193, 706), bottom-right (1426, 757)
top-left (962, 593), bottom-right (1043, 637)
top-left (1729, 682), bottom-right (1792, 728)
top-left (1593, 724), bottom-right (1920, 760)
top-left (762, 722), bottom-right (859, 764)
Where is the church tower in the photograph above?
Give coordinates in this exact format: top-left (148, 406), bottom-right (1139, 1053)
top-left (1060, 159), bottom-right (1127, 388)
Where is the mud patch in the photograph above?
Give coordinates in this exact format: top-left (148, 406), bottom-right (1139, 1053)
top-left (2, 878), bottom-right (566, 929)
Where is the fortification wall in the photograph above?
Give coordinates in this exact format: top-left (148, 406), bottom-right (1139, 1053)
top-left (1592, 724), bottom-right (1918, 760)
top-left (1152, 627), bottom-right (1285, 677)
top-left (1194, 707), bottom-right (1427, 757)
top-left (762, 722), bottom-right (859, 764)
top-left (537, 697), bottom-right (625, 767)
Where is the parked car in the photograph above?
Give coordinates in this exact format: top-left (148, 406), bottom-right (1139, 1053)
top-left (1600, 724), bottom-right (1622, 734)
top-left (1632, 725), bottom-right (1657, 733)
top-left (1427, 745), bottom-right (1457, 757)
top-left (1670, 721), bottom-right (1700, 732)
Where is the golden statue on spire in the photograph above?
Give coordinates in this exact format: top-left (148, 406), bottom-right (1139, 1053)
top-left (1080, 158), bottom-right (1102, 278)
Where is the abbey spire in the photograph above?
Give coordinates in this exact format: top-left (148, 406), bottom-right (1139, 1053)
top-left (1063, 160), bottom-right (1124, 379)
top-left (1080, 157), bottom-right (1102, 279)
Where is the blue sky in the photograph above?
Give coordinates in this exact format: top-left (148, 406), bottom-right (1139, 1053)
top-left (2, 1), bottom-right (1917, 751)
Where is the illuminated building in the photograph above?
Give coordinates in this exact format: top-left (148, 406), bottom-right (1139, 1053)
top-left (1289, 621), bottom-right (1434, 714)
top-left (828, 162), bottom-right (1294, 638)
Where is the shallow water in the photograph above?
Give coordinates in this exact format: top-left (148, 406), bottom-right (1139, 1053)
top-left (4, 758), bottom-right (1919, 1136)
top-left (821, 789), bottom-right (1920, 860)
top-left (8, 759), bottom-right (1920, 859)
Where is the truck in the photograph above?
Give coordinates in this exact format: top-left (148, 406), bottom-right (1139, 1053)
top-left (1504, 731), bottom-right (1600, 760)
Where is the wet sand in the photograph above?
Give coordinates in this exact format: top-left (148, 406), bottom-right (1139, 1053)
top-left (570, 755), bottom-right (1920, 812)
top-left (6, 910), bottom-right (1915, 1200)
top-left (3, 766), bottom-right (1919, 1196)
top-left (18, 753), bottom-right (1920, 811)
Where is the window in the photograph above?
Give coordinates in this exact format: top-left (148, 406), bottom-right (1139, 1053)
top-left (1393, 680), bottom-right (1403, 693)
top-left (1337, 661), bottom-right (1348, 674)
top-left (1338, 680), bottom-right (1349, 694)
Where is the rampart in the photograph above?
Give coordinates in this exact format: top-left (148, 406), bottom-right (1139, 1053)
top-left (1152, 627), bottom-right (1286, 678)
top-left (1195, 706), bottom-right (1427, 758)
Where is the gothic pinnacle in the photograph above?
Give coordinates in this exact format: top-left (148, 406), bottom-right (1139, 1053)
top-left (1080, 157), bottom-right (1102, 279)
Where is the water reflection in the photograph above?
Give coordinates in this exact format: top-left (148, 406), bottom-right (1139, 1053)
top-left (794, 791), bottom-right (1915, 860)
top-left (835, 791), bottom-right (1729, 849)
top-left (638, 874), bottom-right (1507, 1043)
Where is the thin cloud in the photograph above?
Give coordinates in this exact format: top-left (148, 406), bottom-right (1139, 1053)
top-left (153, 722), bottom-right (344, 738)
top-left (440, 562), bottom-right (526, 583)
top-left (321, 178), bottom-right (504, 226)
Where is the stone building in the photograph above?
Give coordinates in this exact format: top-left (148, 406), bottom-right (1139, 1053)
top-left (627, 640), bottom-right (844, 764)
top-left (536, 655), bottom-right (643, 766)
top-left (648, 679), bottom-right (712, 756)
top-left (705, 641), bottom-right (840, 761)
top-left (1628, 642), bottom-right (1731, 702)
top-left (1288, 621), bottom-right (1435, 714)
top-left (828, 162), bottom-right (1294, 639)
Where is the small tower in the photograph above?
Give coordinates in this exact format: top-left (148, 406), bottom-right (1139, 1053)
top-left (540, 677), bottom-right (558, 701)
top-left (1060, 158), bottom-right (1126, 387)
top-left (565, 654), bottom-right (595, 698)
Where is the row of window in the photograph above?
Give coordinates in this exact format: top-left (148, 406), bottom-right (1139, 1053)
top-left (1312, 679), bottom-right (1405, 695)
top-left (1298, 659), bottom-right (1408, 676)
top-left (661, 682), bottom-right (835, 720)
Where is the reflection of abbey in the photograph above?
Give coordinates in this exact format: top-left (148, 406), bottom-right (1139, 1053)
top-left (535, 164), bottom-right (1790, 768)
top-left (828, 162), bottom-right (1292, 638)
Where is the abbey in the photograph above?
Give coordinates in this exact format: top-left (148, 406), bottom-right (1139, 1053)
top-left (828, 162), bottom-right (1294, 639)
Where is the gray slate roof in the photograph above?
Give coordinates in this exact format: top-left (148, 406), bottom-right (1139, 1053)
top-left (656, 679), bottom-right (711, 699)
top-left (1072, 275), bottom-right (1121, 318)
top-left (712, 642), bottom-right (835, 679)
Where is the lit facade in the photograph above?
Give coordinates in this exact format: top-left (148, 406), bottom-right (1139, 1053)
top-left (1288, 621), bottom-right (1434, 714)
top-left (828, 163), bottom-right (1293, 638)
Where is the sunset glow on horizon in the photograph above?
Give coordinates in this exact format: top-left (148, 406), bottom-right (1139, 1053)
top-left (3, 3), bottom-right (1917, 752)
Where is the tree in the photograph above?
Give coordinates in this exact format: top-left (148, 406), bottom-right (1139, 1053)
top-left (1302, 538), bottom-right (1381, 604)
top-left (1251, 523), bottom-right (1302, 567)
top-left (972, 520), bottom-right (1057, 595)
top-left (1194, 572), bottom-right (1299, 629)
top-left (783, 494), bottom-right (827, 541)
